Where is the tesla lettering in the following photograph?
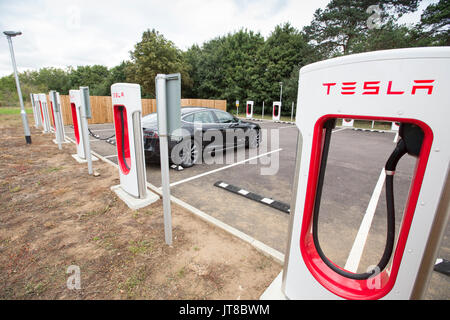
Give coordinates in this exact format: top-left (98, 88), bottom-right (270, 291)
top-left (323, 80), bottom-right (434, 95)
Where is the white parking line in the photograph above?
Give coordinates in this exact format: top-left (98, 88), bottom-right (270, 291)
top-left (332, 127), bottom-right (348, 133)
top-left (276, 125), bottom-right (297, 130)
top-left (104, 154), bottom-right (117, 159)
top-left (89, 128), bottom-right (115, 132)
top-left (344, 168), bottom-right (386, 272)
top-left (169, 148), bottom-right (283, 188)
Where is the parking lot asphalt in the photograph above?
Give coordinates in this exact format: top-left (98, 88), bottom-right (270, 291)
top-left (64, 120), bottom-right (449, 299)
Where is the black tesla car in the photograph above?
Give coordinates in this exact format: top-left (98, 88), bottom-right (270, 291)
top-left (142, 107), bottom-right (261, 167)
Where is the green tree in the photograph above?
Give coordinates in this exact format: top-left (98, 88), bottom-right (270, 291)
top-left (419, 0), bottom-right (450, 45)
top-left (183, 44), bottom-right (202, 98)
top-left (0, 75), bottom-right (18, 106)
top-left (351, 20), bottom-right (432, 53)
top-left (68, 65), bottom-right (110, 95)
top-left (185, 29), bottom-right (265, 109)
top-left (126, 29), bottom-right (192, 98)
top-left (254, 23), bottom-right (311, 114)
top-left (304, 0), bottom-right (420, 57)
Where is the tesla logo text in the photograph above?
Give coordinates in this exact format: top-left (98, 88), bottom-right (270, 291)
top-left (323, 80), bottom-right (434, 95)
top-left (112, 92), bottom-right (125, 98)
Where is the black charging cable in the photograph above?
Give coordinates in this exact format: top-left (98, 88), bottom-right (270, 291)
top-left (312, 119), bottom-right (410, 280)
top-left (88, 127), bottom-right (115, 141)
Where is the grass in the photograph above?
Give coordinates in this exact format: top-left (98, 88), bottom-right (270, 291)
top-left (128, 240), bottom-right (153, 255)
top-left (119, 267), bottom-right (148, 298)
top-left (80, 205), bottom-right (111, 220)
top-left (0, 107), bottom-right (33, 115)
top-left (9, 185), bottom-right (21, 193)
top-left (44, 166), bottom-right (63, 173)
top-left (25, 280), bottom-right (47, 296)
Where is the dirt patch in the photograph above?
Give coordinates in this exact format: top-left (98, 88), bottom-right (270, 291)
top-left (0, 116), bottom-right (281, 299)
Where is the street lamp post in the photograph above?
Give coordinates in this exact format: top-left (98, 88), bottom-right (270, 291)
top-left (279, 82), bottom-right (283, 106)
top-left (4, 31), bottom-right (31, 144)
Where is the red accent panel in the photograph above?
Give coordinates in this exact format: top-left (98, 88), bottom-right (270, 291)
top-left (50, 101), bottom-right (56, 129)
top-left (299, 114), bottom-right (433, 300)
top-left (39, 101), bottom-right (44, 122)
top-left (70, 103), bottom-right (80, 144)
top-left (273, 104), bottom-right (279, 118)
top-left (113, 105), bottom-right (131, 175)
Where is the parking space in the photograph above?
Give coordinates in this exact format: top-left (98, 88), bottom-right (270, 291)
top-left (64, 119), bottom-right (449, 299)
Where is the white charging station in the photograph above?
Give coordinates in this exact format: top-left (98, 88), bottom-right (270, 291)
top-left (69, 89), bottom-right (99, 164)
top-left (272, 101), bottom-right (281, 121)
top-left (342, 118), bottom-right (354, 127)
top-left (246, 100), bottom-right (254, 119)
top-left (110, 83), bottom-right (159, 209)
top-left (56, 92), bottom-right (66, 139)
top-left (262, 47), bottom-right (450, 300)
top-left (38, 93), bottom-right (51, 133)
top-left (69, 89), bottom-right (85, 160)
top-left (30, 93), bottom-right (40, 128)
top-left (32, 94), bottom-right (43, 129)
top-left (49, 91), bottom-right (70, 144)
top-left (49, 90), bottom-right (65, 148)
top-left (391, 121), bottom-right (400, 131)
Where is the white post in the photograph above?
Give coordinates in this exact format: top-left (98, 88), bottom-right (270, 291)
top-left (50, 91), bottom-right (63, 150)
top-left (30, 93), bottom-right (39, 128)
top-left (79, 87), bottom-right (93, 175)
top-left (279, 82), bottom-right (283, 107)
top-left (156, 75), bottom-right (172, 246)
top-left (5, 33), bottom-right (31, 144)
top-left (262, 101), bottom-right (265, 120)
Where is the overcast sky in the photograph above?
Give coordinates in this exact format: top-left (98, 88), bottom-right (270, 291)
top-left (0, 0), bottom-right (438, 77)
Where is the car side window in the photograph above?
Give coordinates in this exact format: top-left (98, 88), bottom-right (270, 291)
top-left (193, 111), bottom-right (214, 124)
top-left (183, 113), bottom-right (194, 123)
top-left (214, 111), bottom-right (235, 124)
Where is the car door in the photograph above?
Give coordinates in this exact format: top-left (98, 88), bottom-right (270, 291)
top-left (191, 110), bottom-right (223, 151)
top-left (211, 110), bottom-right (245, 148)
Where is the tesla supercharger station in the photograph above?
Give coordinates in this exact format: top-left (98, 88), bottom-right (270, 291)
top-left (38, 93), bottom-right (51, 133)
top-left (261, 47), bottom-right (450, 300)
top-left (30, 93), bottom-right (40, 128)
top-left (246, 100), bottom-right (254, 119)
top-left (69, 90), bottom-right (85, 160)
top-left (49, 90), bottom-right (65, 149)
top-left (110, 83), bottom-right (159, 210)
top-left (272, 101), bottom-right (281, 121)
top-left (391, 121), bottom-right (400, 131)
top-left (33, 94), bottom-right (43, 129)
top-left (69, 88), bottom-right (99, 166)
top-left (56, 92), bottom-right (67, 141)
top-left (342, 118), bottom-right (354, 127)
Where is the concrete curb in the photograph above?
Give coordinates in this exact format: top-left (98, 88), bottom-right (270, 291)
top-left (214, 181), bottom-right (290, 214)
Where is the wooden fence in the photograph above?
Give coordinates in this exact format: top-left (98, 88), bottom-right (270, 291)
top-left (45, 95), bottom-right (226, 125)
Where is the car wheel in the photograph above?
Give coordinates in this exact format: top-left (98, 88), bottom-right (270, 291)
top-left (246, 129), bottom-right (260, 149)
top-left (175, 139), bottom-right (201, 168)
